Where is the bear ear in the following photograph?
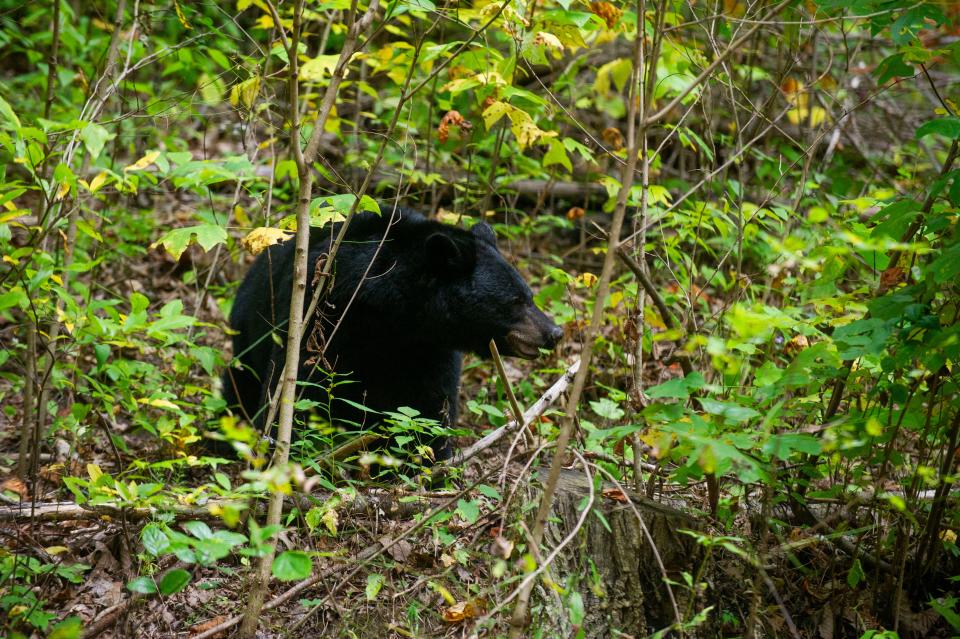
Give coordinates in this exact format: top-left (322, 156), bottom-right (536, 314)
top-left (471, 222), bottom-right (497, 247)
top-left (426, 232), bottom-right (474, 273)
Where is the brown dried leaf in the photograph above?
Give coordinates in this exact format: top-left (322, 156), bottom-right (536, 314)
top-left (878, 266), bottom-right (904, 293)
top-left (387, 539), bottom-right (413, 563)
top-left (602, 487), bottom-right (628, 502)
top-left (784, 334), bottom-right (810, 356)
top-left (589, 2), bottom-right (622, 29)
top-left (442, 599), bottom-right (484, 623)
top-left (438, 110), bottom-right (472, 143)
top-left (602, 126), bottom-right (623, 150)
top-left (190, 616), bottom-right (229, 637)
top-left (1, 477), bottom-right (29, 499)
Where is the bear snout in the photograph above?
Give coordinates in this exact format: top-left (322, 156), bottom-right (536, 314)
top-left (504, 307), bottom-right (562, 359)
top-left (545, 323), bottom-right (563, 348)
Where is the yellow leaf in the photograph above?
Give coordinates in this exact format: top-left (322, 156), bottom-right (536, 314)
top-left (88, 171), bottom-right (108, 193)
top-left (787, 104), bottom-right (826, 127)
top-left (229, 77), bottom-right (261, 110)
top-left (140, 398), bottom-right (179, 410)
top-left (646, 309), bottom-right (667, 330)
top-left (233, 204), bottom-right (251, 228)
top-left (174, 0), bottom-right (192, 29)
top-left (698, 445), bottom-right (716, 474)
top-left (510, 116), bottom-right (543, 149)
top-left (533, 31), bottom-right (563, 50)
top-left (124, 150), bottom-right (160, 172)
top-left (46, 546), bottom-right (70, 555)
top-left (241, 227), bottom-right (293, 255)
top-left (436, 209), bottom-right (471, 225)
top-left (482, 100), bottom-right (512, 129)
top-left (866, 417), bottom-right (883, 437)
top-left (430, 582), bottom-right (457, 605)
top-left (87, 464), bottom-right (103, 481)
top-left (300, 55), bottom-right (341, 83)
top-left (57, 308), bottom-right (74, 335)
top-left (577, 272), bottom-right (598, 287)
top-left (55, 181), bottom-right (70, 201)
top-left (322, 508), bottom-right (338, 535)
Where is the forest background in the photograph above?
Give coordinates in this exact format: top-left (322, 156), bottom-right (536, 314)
top-left (0, 0), bottom-right (959, 637)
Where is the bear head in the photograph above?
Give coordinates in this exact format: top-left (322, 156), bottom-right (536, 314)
top-left (423, 221), bottom-right (562, 359)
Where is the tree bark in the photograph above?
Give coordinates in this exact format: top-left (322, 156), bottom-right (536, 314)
top-left (534, 469), bottom-right (704, 637)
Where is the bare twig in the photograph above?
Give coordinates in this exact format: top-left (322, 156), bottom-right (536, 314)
top-left (450, 359), bottom-right (581, 465)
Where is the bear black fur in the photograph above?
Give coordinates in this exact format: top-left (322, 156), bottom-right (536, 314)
top-left (221, 205), bottom-right (562, 462)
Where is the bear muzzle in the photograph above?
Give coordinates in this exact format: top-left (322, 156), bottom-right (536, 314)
top-left (504, 307), bottom-right (563, 359)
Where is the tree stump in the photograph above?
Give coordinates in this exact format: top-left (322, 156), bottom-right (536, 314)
top-left (534, 468), bottom-right (705, 638)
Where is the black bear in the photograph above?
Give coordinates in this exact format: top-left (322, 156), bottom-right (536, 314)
top-left (221, 205), bottom-right (562, 462)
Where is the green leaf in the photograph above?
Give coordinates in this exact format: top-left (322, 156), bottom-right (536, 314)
top-left (847, 558), bottom-right (864, 588)
top-left (589, 397), bottom-right (625, 420)
top-left (214, 472), bottom-right (231, 490)
top-left (0, 287), bottom-right (27, 311)
top-left (300, 54), bottom-right (340, 82)
top-left (272, 551), bottom-right (313, 581)
top-left (127, 576), bottom-right (158, 594)
top-left (184, 520), bottom-right (213, 540)
top-left (0, 94), bottom-right (21, 130)
top-left (365, 573), bottom-right (385, 600)
top-left (832, 318), bottom-right (892, 359)
top-left (567, 590), bottom-right (585, 625)
top-left (646, 378), bottom-right (690, 399)
top-left (47, 616), bottom-right (82, 639)
top-left (457, 498), bottom-right (481, 524)
top-left (927, 243), bottom-right (960, 284)
top-left (698, 398), bottom-right (759, 423)
top-left (159, 568), bottom-right (192, 595)
top-left (929, 596), bottom-right (960, 631)
top-left (207, 48), bottom-right (230, 70)
top-left (80, 123), bottom-right (114, 159)
top-left (763, 433), bottom-right (822, 460)
top-left (142, 524), bottom-right (170, 556)
top-left (477, 484), bottom-right (501, 500)
top-left (916, 117), bottom-right (960, 140)
top-left (874, 53), bottom-right (913, 84)
top-left (543, 139), bottom-right (572, 172)
top-left (151, 224), bottom-right (228, 260)
top-left (646, 372), bottom-right (705, 399)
